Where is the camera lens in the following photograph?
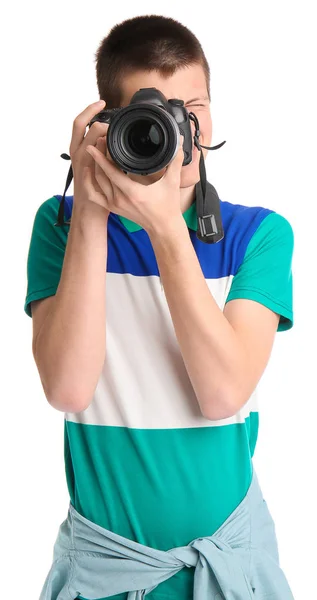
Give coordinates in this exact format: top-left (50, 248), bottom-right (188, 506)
top-left (107, 104), bottom-right (179, 175)
top-left (126, 119), bottom-right (163, 158)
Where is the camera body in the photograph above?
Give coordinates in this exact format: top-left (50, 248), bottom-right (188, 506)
top-left (88, 87), bottom-right (193, 175)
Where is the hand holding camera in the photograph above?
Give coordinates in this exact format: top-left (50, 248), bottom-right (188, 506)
top-left (57, 87), bottom-right (225, 243)
top-left (68, 99), bottom-right (111, 217)
top-left (88, 88), bottom-right (193, 175)
top-left (81, 87), bottom-right (196, 236)
top-left (86, 131), bottom-right (185, 237)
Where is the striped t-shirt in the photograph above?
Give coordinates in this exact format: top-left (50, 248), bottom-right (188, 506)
top-left (24, 193), bottom-right (294, 600)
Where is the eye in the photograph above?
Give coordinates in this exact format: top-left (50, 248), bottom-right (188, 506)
top-left (186, 104), bottom-right (205, 108)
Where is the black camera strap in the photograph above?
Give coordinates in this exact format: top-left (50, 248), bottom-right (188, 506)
top-left (54, 154), bottom-right (72, 227)
top-left (55, 114), bottom-right (226, 245)
top-left (188, 112), bottom-right (226, 244)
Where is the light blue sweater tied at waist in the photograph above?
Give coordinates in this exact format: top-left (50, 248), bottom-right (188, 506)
top-left (39, 466), bottom-right (294, 600)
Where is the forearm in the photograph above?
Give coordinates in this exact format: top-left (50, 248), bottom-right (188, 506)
top-left (149, 219), bottom-right (246, 420)
top-left (35, 202), bottom-right (109, 413)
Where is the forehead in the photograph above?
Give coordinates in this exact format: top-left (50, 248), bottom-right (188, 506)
top-left (120, 63), bottom-right (208, 105)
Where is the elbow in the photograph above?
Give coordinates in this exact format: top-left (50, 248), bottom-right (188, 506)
top-left (201, 389), bottom-right (241, 421)
top-left (33, 354), bottom-right (96, 414)
top-left (48, 394), bottom-right (91, 414)
top-left (46, 384), bottom-right (93, 414)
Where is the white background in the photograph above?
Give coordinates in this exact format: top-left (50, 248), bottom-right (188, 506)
top-left (1, 1), bottom-right (316, 598)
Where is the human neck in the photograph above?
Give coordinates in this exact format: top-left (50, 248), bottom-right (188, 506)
top-left (180, 183), bottom-right (196, 214)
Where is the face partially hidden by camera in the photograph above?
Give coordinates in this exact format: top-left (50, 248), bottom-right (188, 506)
top-left (118, 64), bottom-right (212, 213)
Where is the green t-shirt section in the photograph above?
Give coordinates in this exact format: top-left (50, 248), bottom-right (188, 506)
top-left (24, 193), bottom-right (294, 600)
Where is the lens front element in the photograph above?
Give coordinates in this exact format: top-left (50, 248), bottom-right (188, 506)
top-left (126, 119), bottom-right (164, 158)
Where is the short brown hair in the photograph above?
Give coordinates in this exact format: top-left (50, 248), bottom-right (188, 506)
top-left (94, 15), bottom-right (210, 108)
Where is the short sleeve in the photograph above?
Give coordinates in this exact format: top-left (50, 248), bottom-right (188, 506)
top-left (24, 196), bottom-right (68, 317)
top-left (225, 212), bottom-right (294, 332)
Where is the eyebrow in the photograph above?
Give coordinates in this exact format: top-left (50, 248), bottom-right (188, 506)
top-left (185, 95), bottom-right (209, 104)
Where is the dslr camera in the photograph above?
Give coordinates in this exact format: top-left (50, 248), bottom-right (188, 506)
top-left (88, 87), bottom-right (194, 175)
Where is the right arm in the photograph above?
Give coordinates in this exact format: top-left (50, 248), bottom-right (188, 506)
top-left (30, 99), bottom-right (111, 413)
top-left (32, 202), bottom-right (109, 414)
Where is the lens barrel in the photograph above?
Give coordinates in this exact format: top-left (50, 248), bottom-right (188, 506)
top-left (106, 104), bottom-right (180, 174)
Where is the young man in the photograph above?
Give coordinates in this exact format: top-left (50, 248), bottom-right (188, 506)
top-left (24, 15), bottom-right (295, 600)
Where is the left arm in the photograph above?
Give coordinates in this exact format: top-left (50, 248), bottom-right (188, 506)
top-left (149, 218), bottom-right (279, 421)
top-left (84, 138), bottom-right (281, 418)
